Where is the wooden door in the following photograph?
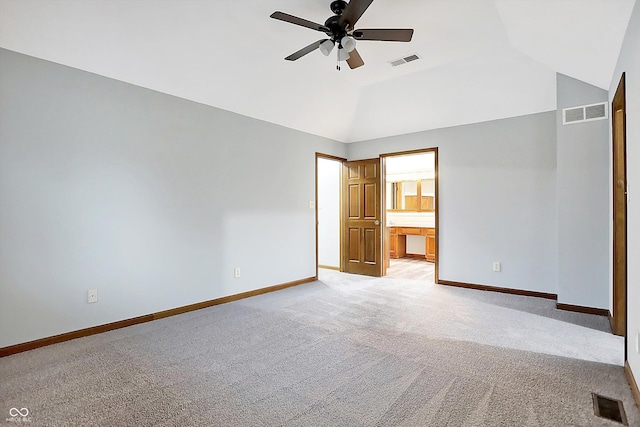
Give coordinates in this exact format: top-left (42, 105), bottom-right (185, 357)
top-left (343, 159), bottom-right (382, 276)
top-left (612, 73), bottom-right (627, 339)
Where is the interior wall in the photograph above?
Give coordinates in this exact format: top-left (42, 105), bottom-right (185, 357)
top-left (348, 112), bottom-right (558, 294)
top-left (555, 73), bottom-right (609, 309)
top-left (317, 157), bottom-right (341, 268)
top-left (610, 0), bottom-right (640, 386)
top-left (0, 48), bottom-right (346, 348)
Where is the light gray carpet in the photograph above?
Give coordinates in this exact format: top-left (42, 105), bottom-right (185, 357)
top-left (1, 269), bottom-right (637, 426)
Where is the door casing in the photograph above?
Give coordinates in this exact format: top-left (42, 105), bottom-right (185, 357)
top-left (381, 148), bottom-right (439, 280)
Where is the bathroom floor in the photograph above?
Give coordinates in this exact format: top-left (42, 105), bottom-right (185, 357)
top-left (386, 257), bottom-right (434, 281)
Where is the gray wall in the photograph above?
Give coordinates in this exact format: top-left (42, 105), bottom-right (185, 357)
top-left (0, 48), bottom-right (346, 348)
top-left (0, 43), bottom-right (622, 350)
top-left (609, 0), bottom-right (640, 385)
top-left (348, 112), bottom-right (559, 294)
top-left (556, 73), bottom-right (609, 308)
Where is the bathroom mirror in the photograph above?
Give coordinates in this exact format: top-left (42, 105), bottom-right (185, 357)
top-left (387, 178), bottom-right (435, 212)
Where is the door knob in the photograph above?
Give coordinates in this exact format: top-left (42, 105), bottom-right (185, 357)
top-left (374, 220), bottom-right (380, 225)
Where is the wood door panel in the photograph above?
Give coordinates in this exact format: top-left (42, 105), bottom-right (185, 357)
top-left (364, 162), bottom-right (377, 179)
top-left (348, 164), bottom-right (360, 179)
top-left (364, 183), bottom-right (377, 218)
top-left (364, 228), bottom-right (377, 264)
top-left (348, 228), bottom-right (360, 262)
top-left (343, 158), bottom-right (382, 277)
top-left (348, 185), bottom-right (360, 218)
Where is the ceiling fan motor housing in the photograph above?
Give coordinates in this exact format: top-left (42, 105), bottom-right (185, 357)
top-left (324, 15), bottom-right (348, 41)
top-left (330, 0), bottom-right (348, 15)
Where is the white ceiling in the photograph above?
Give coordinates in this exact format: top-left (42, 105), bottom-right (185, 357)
top-left (0, 0), bottom-right (635, 143)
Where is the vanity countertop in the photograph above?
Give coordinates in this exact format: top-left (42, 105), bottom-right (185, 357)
top-left (387, 212), bottom-right (435, 228)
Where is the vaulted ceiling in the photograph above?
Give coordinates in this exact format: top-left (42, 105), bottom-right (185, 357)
top-left (0, 0), bottom-right (635, 142)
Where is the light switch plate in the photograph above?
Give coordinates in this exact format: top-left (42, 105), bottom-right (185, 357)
top-left (88, 289), bottom-right (98, 303)
top-left (309, 200), bottom-right (315, 209)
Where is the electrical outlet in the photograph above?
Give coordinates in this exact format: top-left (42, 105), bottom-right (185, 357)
top-left (492, 262), bottom-right (501, 272)
top-left (636, 332), bottom-right (640, 354)
top-left (88, 289), bottom-right (98, 303)
top-left (234, 267), bottom-right (241, 278)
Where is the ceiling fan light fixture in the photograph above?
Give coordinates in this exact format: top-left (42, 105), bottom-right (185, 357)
top-left (341, 35), bottom-right (356, 52)
top-left (337, 47), bottom-right (350, 61)
top-left (270, 0), bottom-right (415, 69)
top-left (319, 39), bottom-right (335, 56)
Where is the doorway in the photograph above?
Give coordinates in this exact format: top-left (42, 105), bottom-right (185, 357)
top-left (382, 149), bottom-right (438, 281)
top-left (611, 73), bottom-right (627, 346)
top-left (316, 154), bottom-right (384, 277)
top-left (316, 154), bottom-right (344, 275)
top-left (315, 149), bottom-right (438, 281)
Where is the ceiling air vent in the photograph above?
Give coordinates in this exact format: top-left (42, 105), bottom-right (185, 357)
top-left (563, 102), bottom-right (608, 125)
top-left (389, 53), bottom-right (421, 67)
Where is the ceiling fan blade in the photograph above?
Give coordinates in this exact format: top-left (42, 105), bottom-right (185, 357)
top-left (352, 28), bottom-right (414, 42)
top-left (339, 0), bottom-right (374, 29)
top-left (285, 40), bottom-right (326, 61)
top-left (271, 11), bottom-right (330, 33)
top-left (346, 48), bottom-right (365, 69)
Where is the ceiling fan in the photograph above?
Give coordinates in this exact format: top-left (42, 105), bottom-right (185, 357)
top-left (270, 0), bottom-right (414, 70)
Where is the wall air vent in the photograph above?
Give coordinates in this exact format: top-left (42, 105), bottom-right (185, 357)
top-left (389, 53), bottom-right (421, 67)
top-left (562, 102), bottom-right (608, 125)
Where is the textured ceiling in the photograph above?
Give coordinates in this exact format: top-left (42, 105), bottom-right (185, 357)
top-left (0, 0), bottom-right (635, 142)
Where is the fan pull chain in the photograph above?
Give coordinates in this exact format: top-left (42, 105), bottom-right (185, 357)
top-left (336, 50), bottom-right (341, 71)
